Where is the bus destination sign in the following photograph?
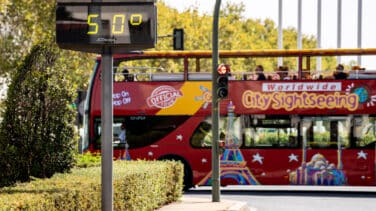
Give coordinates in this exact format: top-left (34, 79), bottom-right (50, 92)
top-left (56, 0), bottom-right (157, 53)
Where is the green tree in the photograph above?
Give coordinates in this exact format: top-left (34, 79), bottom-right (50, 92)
top-left (155, 1), bottom-right (335, 73)
top-left (1, 1), bottom-right (335, 87)
top-left (0, 41), bottom-right (76, 187)
top-left (0, 0), bottom-right (95, 90)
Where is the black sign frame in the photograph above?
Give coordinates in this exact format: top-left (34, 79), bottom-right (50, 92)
top-left (56, 0), bottom-right (157, 53)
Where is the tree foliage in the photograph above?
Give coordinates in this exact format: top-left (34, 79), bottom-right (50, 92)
top-left (0, 0), bottom-right (334, 86)
top-left (0, 0), bottom-right (95, 90)
top-left (0, 41), bottom-right (76, 187)
top-left (130, 1), bottom-right (335, 73)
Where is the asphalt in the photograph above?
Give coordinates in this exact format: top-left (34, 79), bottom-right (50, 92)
top-left (156, 195), bottom-right (251, 211)
top-left (155, 185), bottom-right (376, 211)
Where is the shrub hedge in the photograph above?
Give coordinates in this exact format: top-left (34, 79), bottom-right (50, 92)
top-left (0, 160), bottom-right (183, 210)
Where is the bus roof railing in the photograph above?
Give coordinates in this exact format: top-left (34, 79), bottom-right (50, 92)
top-left (108, 48), bottom-right (376, 81)
top-left (113, 70), bottom-right (376, 82)
top-left (110, 48), bottom-right (376, 59)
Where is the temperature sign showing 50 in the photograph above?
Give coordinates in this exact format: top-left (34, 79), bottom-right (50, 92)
top-left (87, 13), bottom-right (144, 35)
top-left (56, 2), bottom-right (157, 53)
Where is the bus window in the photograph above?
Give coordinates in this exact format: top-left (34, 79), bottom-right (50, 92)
top-left (303, 117), bottom-right (350, 149)
top-left (190, 116), bottom-right (242, 148)
top-left (191, 121), bottom-right (212, 147)
top-left (93, 116), bottom-right (190, 149)
top-left (354, 115), bottom-right (376, 148)
top-left (243, 116), bottom-right (298, 148)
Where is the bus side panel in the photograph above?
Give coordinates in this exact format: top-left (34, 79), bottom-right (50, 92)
top-left (342, 149), bottom-right (376, 186)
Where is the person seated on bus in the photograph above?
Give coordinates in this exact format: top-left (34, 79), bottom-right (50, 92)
top-left (122, 68), bottom-right (134, 82)
top-left (324, 74), bottom-right (335, 79)
top-left (333, 64), bottom-right (348, 79)
top-left (255, 65), bottom-right (266, 80)
top-left (228, 71), bottom-right (236, 80)
top-left (288, 135), bottom-right (298, 147)
top-left (119, 122), bottom-right (129, 149)
top-left (276, 66), bottom-right (283, 79)
top-left (191, 121), bottom-right (212, 147)
top-left (282, 73), bottom-right (291, 80)
top-left (276, 66), bottom-right (290, 80)
top-left (127, 73), bottom-right (135, 82)
top-left (351, 65), bottom-right (366, 77)
top-left (351, 65), bottom-right (366, 71)
top-left (302, 71), bottom-right (311, 80)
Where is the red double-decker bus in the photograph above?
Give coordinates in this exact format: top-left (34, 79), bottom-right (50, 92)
top-left (83, 49), bottom-right (376, 189)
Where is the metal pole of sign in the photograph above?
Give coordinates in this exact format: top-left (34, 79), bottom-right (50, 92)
top-left (211, 0), bottom-right (221, 202)
top-left (357, 0), bottom-right (363, 66)
top-left (101, 46), bottom-right (113, 211)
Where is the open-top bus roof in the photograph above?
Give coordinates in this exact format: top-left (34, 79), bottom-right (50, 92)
top-left (106, 48), bottom-right (376, 60)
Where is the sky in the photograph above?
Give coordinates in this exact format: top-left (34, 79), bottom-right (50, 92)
top-left (163, 0), bottom-right (376, 69)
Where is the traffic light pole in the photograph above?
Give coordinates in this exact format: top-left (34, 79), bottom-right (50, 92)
top-left (211, 0), bottom-right (221, 202)
top-left (101, 46), bottom-right (113, 211)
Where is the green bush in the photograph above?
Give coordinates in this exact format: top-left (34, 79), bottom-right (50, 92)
top-left (75, 152), bottom-right (101, 168)
top-left (0, 160), bottom-right (183, 210)
top-left (0, 41), bottom-right (76, 187)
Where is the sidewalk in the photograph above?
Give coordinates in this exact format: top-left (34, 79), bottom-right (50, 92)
top-left (156, 195), bottom-right (251, 211)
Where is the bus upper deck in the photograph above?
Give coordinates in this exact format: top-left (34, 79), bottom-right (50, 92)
top-left (106, 48), bottom-right (376, 82)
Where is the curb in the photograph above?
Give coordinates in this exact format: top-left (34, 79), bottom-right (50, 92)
top-left (227, 202), bottom-right (250, 211)
top-left (156, 196), bottom-right (251, 211)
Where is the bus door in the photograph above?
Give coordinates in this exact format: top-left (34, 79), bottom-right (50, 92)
top-left (299, 116), bottom-right (349, 185)
top-left (241, 115), bottom-right (300, 185)
top-left (300, 116), bottom-right (376, 186)
top-left (352, 115), bottom-right (376, 185)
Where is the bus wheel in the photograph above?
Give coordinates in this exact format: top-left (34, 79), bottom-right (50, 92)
top-left (158, 155), bottom-right (193, 191)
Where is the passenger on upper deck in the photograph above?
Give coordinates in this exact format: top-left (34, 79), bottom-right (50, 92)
top-left (302, 71), bottom-right (311, 80)
top-left (122, 68), bottom-right (134, 82)
top-left (282, 66), bottom-right (291, 80)
top-left (352, 65), bottom-right (366, 71)
top-left (333, 64), bottom-right (348, 79)
top-left (278, 66), bottom-right (290, 80)
top-left (255, 65), bottom-right (266, 80)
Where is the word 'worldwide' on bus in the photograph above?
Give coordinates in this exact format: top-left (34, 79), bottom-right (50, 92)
top-left (82, 48), bottom-right (376, 190)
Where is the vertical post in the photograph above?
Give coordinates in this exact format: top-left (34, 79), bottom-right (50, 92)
top-left (212, 0), bottom-right (221, 203)
top-left (298, 56), bottom-right (303, 79)
top-left (337, 0), bottom-right (342, 64)
top-left (357, 0), bottom-right (363, 66)
top-left (278, 0), bottom-right (283, 67)
top-left (337, 122), bottom-right (343, 170)
top-left (317, 0), bottom-right (322, 71)
top-left (297, 0), bottom-right (302, 50)
top-left (297, 0), bottom-right (302, 71)
top-left (301, 120), bottom-right (307, 165)
top-left (184, 57), bottom-right (189, 80)
top-left (101, 46), bottom-right (113, 211)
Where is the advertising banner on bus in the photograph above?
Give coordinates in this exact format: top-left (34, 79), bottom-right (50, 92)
top-left (233, 80), bottom-right (376, 115)
top-left (91, 80), bottom-right (376, 116)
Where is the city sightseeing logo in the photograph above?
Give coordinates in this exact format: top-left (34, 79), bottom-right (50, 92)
top-left (147, 85), bottom-right (183, 108)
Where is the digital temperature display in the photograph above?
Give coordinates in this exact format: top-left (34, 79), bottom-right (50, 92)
top-left (56, 1), bottom-right (157, 53)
